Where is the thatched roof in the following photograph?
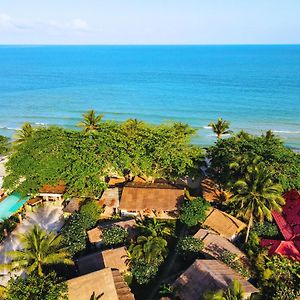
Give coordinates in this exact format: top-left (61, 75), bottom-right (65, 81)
top-left (173, 260), bottom-right (258, 300)
top-left (76, 247), bottom-right (128, 275)
top-left (87, 219), bottom-right (136, 244)
top-left (27, 197), bottom-right (43, 206)
top-left (119, 183), bottom-right (184, 211)
top-left (203, 208), bottom-right (246, 240)
top-left (201, 178), bottom-right (231, 203)
top-left (102, 247), bottom-right (128, 273)
top-left (67, 268), bottom-right (134, 300)
top-left (194, 229), bottom-right (246, 260)
top-left (108, 177), bottom-right (126, 187)
top-left (39, 181), bottom-right (66, 194)
top-left (63, 198), bottom-right (81, 213)
top-left (99, 188), bottom-right (120, 208)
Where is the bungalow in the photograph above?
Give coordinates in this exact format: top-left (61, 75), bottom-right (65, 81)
top-left (67, 268), bottom-right (134, 300)
top-left (98, 187), bottom-right (120, 218)
top-left (76, 246), bottom-right (128, 275)
top-left (173, 259), bottom-right (258, 300)
top-left (119, 182), bottom-right (184, 219)
top-left (193, 228), bottom-right (247, 261)
top-left (261, 190), bottom-right (300, 261)
top-left (38, 182), bottom-right (66, 202)
top-left (87, 219), bottom-right (136, 248)
top-left (203, 208), bottom-right (246, 241)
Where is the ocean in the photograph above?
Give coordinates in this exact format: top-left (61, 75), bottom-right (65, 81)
top-left (0, 45), bottom-right (299, 149)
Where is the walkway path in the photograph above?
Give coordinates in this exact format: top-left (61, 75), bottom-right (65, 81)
top-left (0, 204), bottom-right (64, 286)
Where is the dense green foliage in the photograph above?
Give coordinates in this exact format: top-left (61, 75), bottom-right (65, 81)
top-left (102, 226), bottom-right (128, 246)
top-left (0, 225), bottom-right (73, 276)
top-left (176, 236), bottom-right (203, 258)
top-left (4, 117), bottom-right (203, 196)
top-left (0, 216), bottom-right (18, 243)
top-left (131, 260), bottom-right (159, 285)
top-left (136, 217), bottom-right (175, 238)
top-left (255, 254), bottom-right (300, 300)
top-left (179, 197), bottom-right (210, 227)
top-left (208, 118), bottom-right (232, 139)
top-left (79, 200), bottom-right (103, 230)
top-left (219, 251), bottom-right (251, 278)
top-left (0, 135), bottom-right (9, 155)
top-left (252, 222), bottom-right (279, 238)
top-left (61, 212), bottom-right (87, 256)
top-left (6, 272), bottom-right (67, 300)
top-left (207, 131), bottom-right (300, 191)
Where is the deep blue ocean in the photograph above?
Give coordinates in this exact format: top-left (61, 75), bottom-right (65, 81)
top-left (0, 45), bottom-right (299, 148)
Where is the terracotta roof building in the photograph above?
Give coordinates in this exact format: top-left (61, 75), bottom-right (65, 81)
top-left (67, 268), bottom-right (134, 300)
top-left (203, 208), bottom-right (246, 240)
top-left (76, 247), bottom-right (129, 275)
top-left (119, 183), bottom-right (184, 219)
top-left (193, 229), bottom-right (246, 260)
top-left (38, 181), bottom-right (66, 201)
top-left (173, 259), bottom-right (258, 300)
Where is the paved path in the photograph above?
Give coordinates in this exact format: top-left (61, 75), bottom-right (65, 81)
top-left (0, 204), bottom-right (64, 286)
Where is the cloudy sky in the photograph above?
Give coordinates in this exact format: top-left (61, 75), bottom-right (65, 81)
top-left (0, 0), bottom-right (300, 44)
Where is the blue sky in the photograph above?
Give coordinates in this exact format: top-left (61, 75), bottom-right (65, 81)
top-left (0, 0), bottom-right (300, 44)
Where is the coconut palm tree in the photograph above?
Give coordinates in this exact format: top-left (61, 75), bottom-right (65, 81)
top-left (136, 217), bottom-right (173, 238)
top-left (228, 161), bottom-right (285, 242)
top-left (78, 110), bottom-right (103, 134)
top-left (0, 225), bottom-right (73, 276)
top-left (128, 235), bottom-right (168, 265)
top-left (208, 118), bottom-right (232, 139)
top-left (122, 118), bottom-right (145, 136)
top-left (14, 122), bottom-right (34, 144)
top-left (203, 279), bottom-right (244, 300)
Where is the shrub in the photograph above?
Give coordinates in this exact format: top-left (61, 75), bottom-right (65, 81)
top-left (177, 236), bottom-right (203, 258)
top-left (131, 260), bottom-right (159, 285)
top-left (79, 200), bottom-right (103, 230)
top-left (6, 272), bottom-right (67, 300)
top-left (0, 135), bottom-right (9, 155)
top-left (252, 222), bottom-right (279, 238)
top-left (179, 197), bottom-right (210, 227)
top-left (102, 226), bottom-right (128, 246)
top-left (61, 213), bottom-right (86, 256)
top-left (219, 250), bottom-right (251, 278)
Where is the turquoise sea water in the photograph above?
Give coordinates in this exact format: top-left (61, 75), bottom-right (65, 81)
top-left (0, 45), bottom-right (299, 148)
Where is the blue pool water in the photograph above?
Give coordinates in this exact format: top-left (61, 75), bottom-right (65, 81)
top-left (0, 45), bottom-right (299, 148)
top-left (0, 192), bottom-right (29, 221)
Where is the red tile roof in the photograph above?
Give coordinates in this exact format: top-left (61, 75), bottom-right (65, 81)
top-left (272, 190), bottom-right (300, 240)
top-left (261, 239), bottom-right (300, 261)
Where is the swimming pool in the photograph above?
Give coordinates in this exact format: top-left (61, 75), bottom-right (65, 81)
top-left (0, 192), bottom-right (29, 221)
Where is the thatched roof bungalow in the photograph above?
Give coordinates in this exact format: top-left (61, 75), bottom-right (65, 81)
top-left (203, 208), bottom-right (246, 240)
top-left (173, 260), bottom-right (258, 300)
top-left (67, 268), bottom-right (134, 300)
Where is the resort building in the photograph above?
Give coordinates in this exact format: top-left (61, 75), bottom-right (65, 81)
top-left (87, 219), bottom-right (136, 248)
top-left (108, 177), bottom-right (127, 187)
top-left (99, 187), bottom-right (121, 218)
top-left (67, 268), bottom-right (134, 300)
top-left (76, 247), bottom-right (128, 275)
top-left (173, 259), bottom-right (258, 300)
top-left (201, 178), bottom-right (231, 203)
top-left (62, 198), bottom-right (81, 216)
top-left (119, 182), bottom-right (184, 219)
top-left (38, 182), bottom-right (66, 202)
top-left (261, 189), bottom-right (300, 261)
top-left (203, 208), bottom-right (246, 240)
top-left (193, 228), bottom-right (247, 261)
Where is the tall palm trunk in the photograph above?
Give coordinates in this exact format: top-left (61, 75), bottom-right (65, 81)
top-left (245, 213), bottom-right (253, 243)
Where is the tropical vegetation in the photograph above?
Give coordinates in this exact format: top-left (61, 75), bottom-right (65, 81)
top-left (208, 118), bottom-right (232, 139)
top-left (102, 225), bottom-right (128, 247)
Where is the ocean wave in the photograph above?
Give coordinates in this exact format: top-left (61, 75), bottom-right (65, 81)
top-left (0, 126), bottom-right (19, 131)
top-left (203, 126), bottom-right (211, 129)
top-left (273, 130), bottom-right (300, 134)
top-left (34, 122), bottom-right (46, 126)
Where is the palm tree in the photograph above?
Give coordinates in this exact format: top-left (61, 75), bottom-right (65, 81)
top-left (228, 161), bottom-right (285, 242)
top-left (0, 225), bottom-right (73, 276)
top-left (78, 110), bottom-right (103, 134)
top-left (136, 217), bottom-right (173, 238)
top-left (208, 118), bottom-right (232, 139)
top-left (128, 235), bottom-right (168, 265)
top-left (122, 118), bottom-right (144, 136)
top-left (14, 122), bottom-right (34, 144)
top-left (203, 279), bottom-right (244, 300)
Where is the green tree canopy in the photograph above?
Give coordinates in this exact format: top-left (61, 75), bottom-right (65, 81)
top-left (179, 197), bottom-right (210, 227)
top-left (0, 135), bottom-right (9, 155)
top-left (102, 226), bottom-right (128, 247)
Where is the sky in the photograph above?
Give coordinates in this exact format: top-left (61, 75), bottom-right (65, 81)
top-left (0, 0), bottom-right (300, 45)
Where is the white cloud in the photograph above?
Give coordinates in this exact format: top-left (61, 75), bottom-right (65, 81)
top-left (0, 13), bottom-right (90, 33)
